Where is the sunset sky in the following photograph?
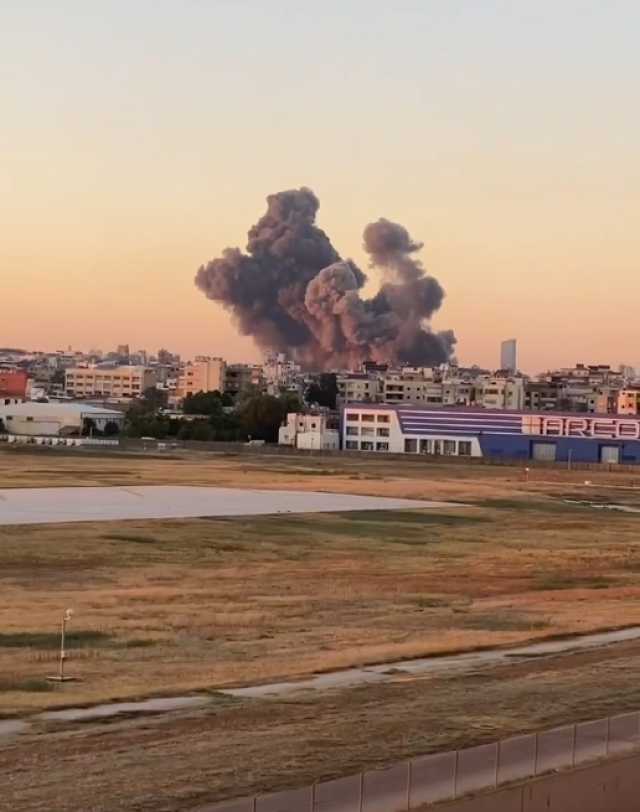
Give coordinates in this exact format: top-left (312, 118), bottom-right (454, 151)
top-left (2, 0), bottom-right (639, 372)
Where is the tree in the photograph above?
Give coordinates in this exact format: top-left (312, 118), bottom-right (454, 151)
top-left (183, 391), bottom-right (224, 416)
top-left (126, 412), bottom-right (170, 439)
top-left (103, 421), bottom-right (120, 437)
top-left (82, 417), bottom-right (99, 437)
top-left (177, 419), bottom-right (216, 441)
top-left (0, 418), bottom-right (5, 434)
top-left (239, 394), bottom-right (292, 443)
top-left (306, 372), bottom-right (338, 409)
top-left (139, 387), bottom-right (168, 412)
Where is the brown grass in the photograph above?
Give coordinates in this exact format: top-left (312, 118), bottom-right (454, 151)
top-left (3, 640), bottom-right (640, 811)
top-left (3, 444), bottom-right (640, 500)
top-left (1, 488), bottom-right (640, 713)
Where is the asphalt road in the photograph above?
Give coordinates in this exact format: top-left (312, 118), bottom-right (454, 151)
top-left (200, 712), bottom-right (640, 812)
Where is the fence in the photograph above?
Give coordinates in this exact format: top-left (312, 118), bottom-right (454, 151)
top-left (200, 711), bottom-right (640, 812)
top-left (117, 437), bottom-right (640, 475)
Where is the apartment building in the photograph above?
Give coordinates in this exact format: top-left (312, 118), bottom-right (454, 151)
top-left (224, 364), bottom-right (264, 398)
top-left (0, 369), bottom-right (28, 400)
top-left (617, 388), bottom-right (640, 415)
top-left (381, 372), bottom-right (439, 404)
top-left (65, 366), bottom-right (157, 399)
top-left (262, 353), bottom-right (301, 395)
top-left (473, 376), bottom-right (526, 410)
top-left (177, 357), bottom-right (226, 399)
top-left (337, 373), bottom-right (381, 403)
top-left (338, 367), bottom-right (527, 410)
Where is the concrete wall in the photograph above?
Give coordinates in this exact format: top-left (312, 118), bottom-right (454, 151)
top-left (435, 751), bottom-right (640, 812)
top-left (4, 417), bottom-right (61, 437)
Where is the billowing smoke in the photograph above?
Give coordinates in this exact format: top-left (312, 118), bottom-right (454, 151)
top-left (195, 188), bottom-right (456, 369)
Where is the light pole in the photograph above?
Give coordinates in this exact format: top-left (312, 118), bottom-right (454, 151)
top-left (47, 608), bottom-right (75, 683)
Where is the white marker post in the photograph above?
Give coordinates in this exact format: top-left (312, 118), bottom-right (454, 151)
top-left (47, 609), bottom-right (76, 683)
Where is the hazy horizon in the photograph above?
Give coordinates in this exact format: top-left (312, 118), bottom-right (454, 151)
top-left (3, 0), bottom-right (640, 371)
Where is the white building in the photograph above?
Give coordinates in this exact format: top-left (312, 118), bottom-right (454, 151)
top-left (278, 412), bottom-right (340, 450)
top-left (0, 402), bottom-right (125, 437)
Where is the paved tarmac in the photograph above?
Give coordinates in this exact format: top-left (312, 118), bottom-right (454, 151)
top-left (0, 485), bottom-right (449, 525)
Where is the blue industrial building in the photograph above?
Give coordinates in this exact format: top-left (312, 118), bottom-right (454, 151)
top-left (340, 404), bottom-right (640, 464)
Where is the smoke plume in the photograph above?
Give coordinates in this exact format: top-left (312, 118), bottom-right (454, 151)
top-left (195, 188), bottom-right (456, 368)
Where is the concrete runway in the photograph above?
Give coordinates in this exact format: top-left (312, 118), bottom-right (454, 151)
top-left (202, 712), bottom-right (640, 811)
top-left (0, 485), bottom-right (451, 525)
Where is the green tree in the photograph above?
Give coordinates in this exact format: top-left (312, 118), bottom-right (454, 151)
top-left (81, 417), bottom-right (101, 437)
top-left (306, 373), bottom-right (338, 409)
top-left (139, 387), bottom-right (168, 412)
top-left (239, 394), bottom-right (294, 443)
top-left (177, 419), bottom-right (216, 441)
top-left (183, 391), bottom-right (224, 416)
top-left (103, 421), bottom-right (120, 437)
top-left (125, 411), bottom-right (170, 439)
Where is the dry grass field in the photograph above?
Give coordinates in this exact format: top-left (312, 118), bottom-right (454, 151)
top-left (1, 476), bottom-right (640, 713)
top-left (2, 448), bottom-right (640, 809)
top-left (4, 443), bottom-right (640, 499)
top-left (3, 640), bottom-right (640, 812)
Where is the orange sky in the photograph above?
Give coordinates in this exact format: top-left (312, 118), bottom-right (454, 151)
top-left (2, 1), bottom-right (639, 373)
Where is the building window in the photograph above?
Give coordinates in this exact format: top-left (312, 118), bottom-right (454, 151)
top-left (377, 427), bottom-right (390, 437)
top-left (458, 441), bottom-right (472, 456)
top-left (346, 413), bottom-right (359, 422)
top-left (360, 441), bottom-right (374, 451)
top-left (346, 426), bottom-right (359, 435)
top-left (26, 417), bottom-right (34, 422)
top-left (361, 414), bottom-right (375, 423)
top-left (404, 438), bottom-right (417, 453)
top-left (376, 442), bottom-right (389, 451)
top-left (345, 440), bottom-right (358, 450)
top-left (376, 414), bottom-right (390, 423)
top-left (443, 440), bottom-right (456, 455)
top-left (360, 427), bottom-right (375, 436)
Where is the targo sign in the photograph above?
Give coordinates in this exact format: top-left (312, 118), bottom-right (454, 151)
top-left (537, 416), bottom-right (640, 440)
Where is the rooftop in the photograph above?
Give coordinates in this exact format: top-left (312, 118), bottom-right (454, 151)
top-left (0, 401), bottom-right (123, 418)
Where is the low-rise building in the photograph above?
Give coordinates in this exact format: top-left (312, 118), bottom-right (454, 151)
top-left (0, 402), bottom-right (125, 437)
top-left (278, 412), bottom-right (340, 450)
top-left (65, 366), bottom-right (157, 399)
top-left (340, 402), bottom-right (640, 464)
top-left (0, 369), bottom-right (28, 400)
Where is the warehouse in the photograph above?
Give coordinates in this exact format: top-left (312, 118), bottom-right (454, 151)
top-left (341, 404), bottom-right (640, 464)
top-left (0, 402), bottom-right (125, 438)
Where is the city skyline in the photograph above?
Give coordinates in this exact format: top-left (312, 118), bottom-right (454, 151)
top-left (3, 1), bottom-right (640, 369)
top-left (1, 339), bottom-right (637, 381)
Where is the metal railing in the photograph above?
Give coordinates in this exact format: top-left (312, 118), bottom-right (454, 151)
top-left (201, 711), bottom-right (640, 811)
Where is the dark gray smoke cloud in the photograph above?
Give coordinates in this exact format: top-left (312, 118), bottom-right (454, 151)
top-left (195, 188), bottom-right (456, 368)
